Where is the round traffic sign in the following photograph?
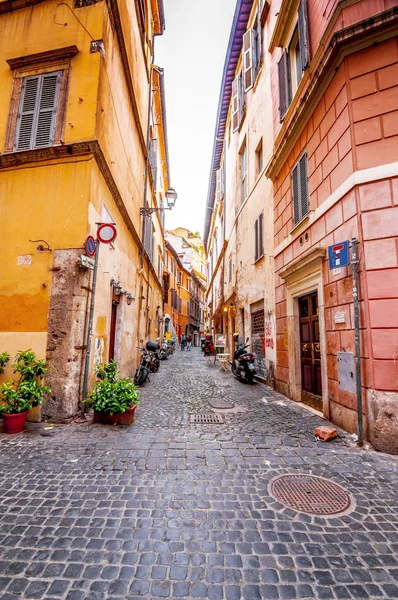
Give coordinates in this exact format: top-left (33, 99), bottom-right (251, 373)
top-left (97, 223), bottom-right (117, 244)
top-left (85, 235), bottom-right (96, 258)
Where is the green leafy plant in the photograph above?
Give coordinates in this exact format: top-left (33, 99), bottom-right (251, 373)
top-left (84, 360), bottom-right (139, 415)
top-left (0, 352), bottom-right (10, 375)
top-left (0, 350), bottom-right (50, 416)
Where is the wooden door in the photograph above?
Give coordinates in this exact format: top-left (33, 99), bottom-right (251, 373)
top-left (299, 292), bottom-right (322, 411)
top-left (109, 300), bottom-right (118, 361)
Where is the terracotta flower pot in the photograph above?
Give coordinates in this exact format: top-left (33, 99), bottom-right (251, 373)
top-left (93, 405), bottom-right (137, 426)
top-left (2, 411), bottom-right (29, 434)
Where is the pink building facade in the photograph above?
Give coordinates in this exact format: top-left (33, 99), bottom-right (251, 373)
top-left (266, 1), bottom-right (398, 453)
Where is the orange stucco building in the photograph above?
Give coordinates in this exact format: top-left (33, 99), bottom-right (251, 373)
top-left (267, 0), bottom-right (398, 453)
top-left (163, 241), bottom-right (190, 342)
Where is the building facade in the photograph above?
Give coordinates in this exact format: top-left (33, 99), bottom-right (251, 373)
top-left (166, 227), bottom-right (207, 341)
top-left (206, 0), bottom-right (398, 453)
top-left (204, 0), bottom-right (276, 382)
top-left (188, 272), bottom-right (206, 345)
top-left (0, 0), bottom-right (170, 420)
top-left (163, 241), bottom-right (190, 343)
top-left (267, 0), bottom-right (398, 453)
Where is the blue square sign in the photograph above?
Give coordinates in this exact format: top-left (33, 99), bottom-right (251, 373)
top-left (328, 240), bottom-right (350, 269)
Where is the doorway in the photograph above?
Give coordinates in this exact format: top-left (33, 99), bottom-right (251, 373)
top-left (109, 300), bottom-right (119, 361)
top-left (299, 292), bottom-right (322, 411)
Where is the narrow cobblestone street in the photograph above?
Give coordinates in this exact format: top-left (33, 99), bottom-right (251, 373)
top-left (1, 348), bottom-right (398, 600)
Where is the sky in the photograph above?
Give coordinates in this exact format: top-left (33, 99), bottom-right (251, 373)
top-left (156, 0), bottom-right (236, 236)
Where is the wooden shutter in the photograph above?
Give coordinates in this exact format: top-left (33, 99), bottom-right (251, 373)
top-left (215, 166), bottom-right (224, 202)
top-left (15, 76), bottom-right (39, 150)
top-left (259, 212), bottom-right (264, 257)
top-left (243, 29), bottom-right (255, 92)
top-left (298, 0), bottom-right (310, 71)
top-left (35, 73), bottom-right (61, 147)
top-left (15, 72), bottom-right (61, 151)
top-left (238, 71), bottom-right (245, 123)
top-left (149, 138), bottom-right (158, 190)
top-left (292, 153), bottom-right (309, 224)
top-left (277, 51), bottom-right (291, 122)
top-left (299, 153), bottom-right (309, 219)
top-left (292, 163), bottom-right (300, 224)
top-left (232, 77), bottom-right (239, 132)
top-left (254, 218), bottom-right (259, 261)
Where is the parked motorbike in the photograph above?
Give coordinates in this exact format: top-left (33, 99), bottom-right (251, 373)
top-left (134, 347), bottom-right (151, 385)
top-left (231, 338), bottom-right (256, 384)
top-left (158, 339), bottom-right (169, 360)
top-left (146, 341), bottom-right (160, 373)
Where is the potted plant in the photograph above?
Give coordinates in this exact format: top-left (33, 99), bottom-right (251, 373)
top-left (0, 350), bottom-right (50, 434)
top-left (84, 360), bottom-right (140, 425)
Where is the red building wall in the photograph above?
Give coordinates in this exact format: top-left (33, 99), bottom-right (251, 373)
top-left (270, 2), bottom-right (398, 453)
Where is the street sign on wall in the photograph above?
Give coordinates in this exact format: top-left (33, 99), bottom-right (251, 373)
top-left (97, 223), bottom-right (117, 244)
top-left (85, 235), bottom-right (96, 257)
top-left (328, 240), bottom-right (350, 269)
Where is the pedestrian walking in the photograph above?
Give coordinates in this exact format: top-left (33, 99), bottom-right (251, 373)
top-left (181, 333), bottom-right (186, 351)
top-left (187, 334), bottom-right (192, 351)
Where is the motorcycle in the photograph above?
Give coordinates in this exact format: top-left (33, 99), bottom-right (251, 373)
top-left (158, 339), bottom-right (169, 360)
top-left (231, 338), bottom-right (256, 384)
top-left (146, 341), bottom-right (160, 373)
top-left (134, 347), bottom-right (151, 385)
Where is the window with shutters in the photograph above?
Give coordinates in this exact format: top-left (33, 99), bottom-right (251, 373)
top-left (292, 152), bottom-right (309, 225)
top-left (232, 71), bottom-right (245, 133)
top-left (148, 138), bottom-right (158, 191)
top-left (255, 138), bottom-right (263, 176)
top-left (13, 72), bottom-right (62, 151)
top-left (277, 0), bottom-right (310, 122)
top-left (240, 143), bottom-right (247, 203)
top-left (215, 166), bottom-right (224, 204)
top-left (242, 1), bottom-right (266, 93)
top-left (254, 212), bottom-right (264, 262)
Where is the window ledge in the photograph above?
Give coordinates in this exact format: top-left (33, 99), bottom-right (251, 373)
top-left (254, 254), bottom-right (265, 265)
top-left (291, 213), bottom-right (310, 234)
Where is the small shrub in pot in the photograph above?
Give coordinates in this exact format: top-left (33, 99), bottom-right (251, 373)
top-left (0, 350), bottom-right (51, 434)
top-left (84, 360), bottom-right (140, 425)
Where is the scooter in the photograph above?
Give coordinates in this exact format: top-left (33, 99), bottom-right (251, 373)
top-left (134, 348), bottom-right (151, 385)
top-left (231, 338), bottom-right (256, 384)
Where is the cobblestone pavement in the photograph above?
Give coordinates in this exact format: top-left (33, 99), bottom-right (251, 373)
top-left (1, 348), bottom-right (398, 600)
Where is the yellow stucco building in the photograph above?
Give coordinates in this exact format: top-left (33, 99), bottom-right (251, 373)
top-left (0, 0), bottom-right (170, 420)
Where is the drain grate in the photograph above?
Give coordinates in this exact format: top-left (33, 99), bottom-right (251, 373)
top-left (190, 413), bottom-right (225, 424)
top-left (269, 474), bottom-right (352, 516)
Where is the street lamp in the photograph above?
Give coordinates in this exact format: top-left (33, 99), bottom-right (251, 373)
top-left (140, 187), bottom-right (178, 216)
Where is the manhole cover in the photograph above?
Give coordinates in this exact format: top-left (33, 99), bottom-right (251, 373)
top-left (269, 474), bottom-right (352, 516)
top-left (190, 413), bottom-right (225, 424)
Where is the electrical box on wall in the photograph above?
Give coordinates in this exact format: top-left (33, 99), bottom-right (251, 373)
top-left (337, 352), bottom-right (355, 394)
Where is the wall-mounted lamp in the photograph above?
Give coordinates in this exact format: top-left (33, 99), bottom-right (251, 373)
top-left (126, 293), bottom-right (134, 305)
top-left (110, 278), bottom-right (123, 296)
top-left (140, 187), bottom-right (178, 216)
top-left (223, 307), bottom-right (228, 313)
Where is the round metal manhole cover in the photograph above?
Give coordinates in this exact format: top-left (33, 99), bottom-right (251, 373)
top-left (269, 474), bottom-right (353, 516)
